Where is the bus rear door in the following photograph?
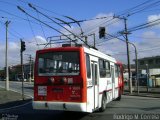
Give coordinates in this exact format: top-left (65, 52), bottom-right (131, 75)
top-left (91, 61), bottom-right (99, 110)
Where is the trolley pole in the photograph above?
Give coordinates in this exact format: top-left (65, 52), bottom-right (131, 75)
top-left (5, 20), bottom-right (10, 91)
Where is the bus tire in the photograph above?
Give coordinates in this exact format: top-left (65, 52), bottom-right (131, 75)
top-left (99, 94), bottom-right (107, 112)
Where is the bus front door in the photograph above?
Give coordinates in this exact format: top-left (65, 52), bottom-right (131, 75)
top-left (91, 62), bottom-right (99, 109)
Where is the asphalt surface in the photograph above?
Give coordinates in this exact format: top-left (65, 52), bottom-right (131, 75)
top-left (0, 82), bottom-right (160, 120)
top-left (0, 94), bottom-right (160, 120)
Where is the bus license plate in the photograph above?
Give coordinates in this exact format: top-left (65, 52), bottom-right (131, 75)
top-left (38, 86), bottom-right (47, 96)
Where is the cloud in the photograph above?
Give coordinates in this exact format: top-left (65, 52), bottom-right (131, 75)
top-left (59, 13), bottom-right (124, 47)
top-left (1, 13), bottom-right (160, 69)
top-left (148, 14), bottom-right (160, 22)
top-left (147, 14), bottom-right (160, 28)
top-left (135, 31), bottom-right (160, 58)
top-left (0, 36), bottom-right (47, 68)
top-left (95, 29), bottom-right (160, 65)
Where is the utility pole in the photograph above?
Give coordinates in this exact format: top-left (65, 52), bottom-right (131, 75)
top-left (5, 20), bottom-right (11, 91)
top-left (123, 18), bottom-right (132, 94)
top-left (114, 15), bottom-right (132, 94)
top-left (25, 54), bottom-right (33, 83)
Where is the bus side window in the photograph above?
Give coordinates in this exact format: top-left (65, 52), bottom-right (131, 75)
top-left (106, 61), bottom-right (111, 78)
top-left (99, 59), bottom-right (107, 78)
top-left (115, 64), bottom-right (119, 77)
top-left (118, 65), bottom-right (121, 76)
top-left (86, 54), bottom-right (91, 78)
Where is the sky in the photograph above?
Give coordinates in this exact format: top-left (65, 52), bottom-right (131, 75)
top-left (0, 0), bottom-right (160, 69)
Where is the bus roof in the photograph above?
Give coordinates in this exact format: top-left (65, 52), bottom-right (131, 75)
top-left (84, 47), bottom-right (116, 63)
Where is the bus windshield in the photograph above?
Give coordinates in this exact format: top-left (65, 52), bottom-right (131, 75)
top-left (38, 52), bottom-right (80, 76)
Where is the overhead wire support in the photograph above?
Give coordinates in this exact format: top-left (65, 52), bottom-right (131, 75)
top-left (54, 17), bottom-right (71, 28)
top-left (27, 3), bottom-right (91, 48)
top-left (17, 6), bottom-right (77, 46)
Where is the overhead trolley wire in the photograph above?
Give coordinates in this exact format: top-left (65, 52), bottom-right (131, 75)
top-left (35, 11), bottom-right (47, 40)
top-left (27, 3), bottom-right (92, 47)
top-left (17, 6), bottom-right (80, 46)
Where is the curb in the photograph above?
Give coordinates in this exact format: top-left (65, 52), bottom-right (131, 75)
top-left (123, 93), bottom-right (160, 98)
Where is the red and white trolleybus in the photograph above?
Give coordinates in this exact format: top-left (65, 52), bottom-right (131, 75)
top-left (32, 44), bottom-right (124, 113)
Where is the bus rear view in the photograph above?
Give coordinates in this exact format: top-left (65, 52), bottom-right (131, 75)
top-left (32, 47), bottom-right (87, 112)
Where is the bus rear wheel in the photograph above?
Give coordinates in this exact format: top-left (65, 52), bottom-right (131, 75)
top-left (99, 94), bottom-right (107, 112)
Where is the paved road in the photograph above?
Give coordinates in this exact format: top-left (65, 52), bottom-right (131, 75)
top-left (0, 95), bottom-right (160, 120)
top-left (0, 81), bottom-right (33, 98)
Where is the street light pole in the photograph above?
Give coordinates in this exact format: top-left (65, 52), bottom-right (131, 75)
top-left (29, 55), bottom-right (32, 83)
top-left (5, 20), bottom-right (10, 91)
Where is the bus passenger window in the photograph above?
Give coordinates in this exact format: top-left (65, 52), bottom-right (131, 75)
top-left (106, 61), bottom-right (111, 78)
top-left (99, 59), bottom-right (107, 78)
top-left (115, 65), bottom-right (119, 77)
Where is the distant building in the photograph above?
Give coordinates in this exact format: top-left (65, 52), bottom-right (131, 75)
top-left (137, 56), bottom-right (160, 87)
top-left (138, 56), bottom-right (160, 70)
top-left (0, 62), bottom-right (34, 81)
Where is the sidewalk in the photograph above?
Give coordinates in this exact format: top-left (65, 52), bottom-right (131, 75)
top-left (0, 88), bottom-right (32, 109)
top-left (124, 86), bottom-right (160, 98)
